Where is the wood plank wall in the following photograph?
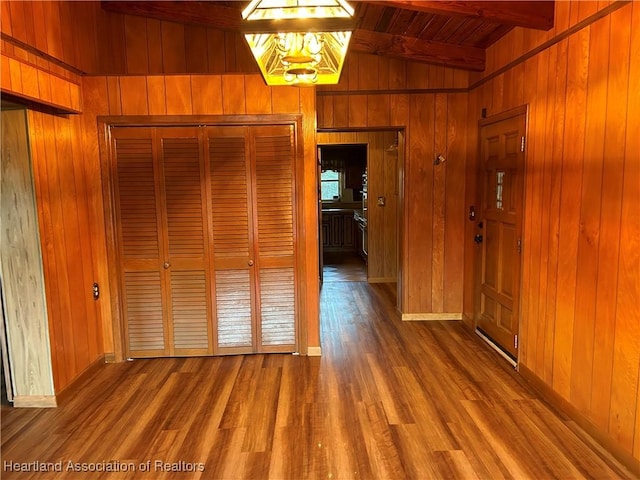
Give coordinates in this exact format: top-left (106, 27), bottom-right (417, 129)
top-left (0, 40), bottom-right (82, 113)
top-left (317, 131), bottom-right (399, 283)
top-left (81, 74), bottom-right (319, 354)
top-left (27, 108), bottom-right (103, 395)
top-left (3, 1), bottom-right (637, 466)
top-left (317, 54), bottom-right (468, 317)
top-left (0, 36), bottom-right (103, 395)
top-left (0, 1), bottom-right (257, 75)
top-left (464, 0), bottom-right (640, 465)
top-left (317, 52), bottom-right (469, 94)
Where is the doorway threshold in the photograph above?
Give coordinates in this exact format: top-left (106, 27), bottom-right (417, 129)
top-left (475, 328), bottom-right (517, 369)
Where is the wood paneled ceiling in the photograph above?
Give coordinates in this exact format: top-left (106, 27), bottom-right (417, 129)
top-left (101, 1), bottom-right (555, 72)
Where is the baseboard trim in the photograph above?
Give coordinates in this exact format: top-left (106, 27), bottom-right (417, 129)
top-left (55, 354), bottom-right (106, 406)
top-left (402, 312), bottom-right (463, 321)
top-left (306, 346), bottom-right (322, 357)
top-left (13, 395), bottom-right (57, 408)
top-left (368, 277), bottom-right (397, 284)
top-left (519, 364), bottom-right (640, 477)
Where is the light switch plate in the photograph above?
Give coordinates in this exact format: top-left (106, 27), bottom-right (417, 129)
top-left (377, 196), bottom-right (385, 206)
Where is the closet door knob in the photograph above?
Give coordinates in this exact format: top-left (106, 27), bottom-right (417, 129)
top-left (248, 260), bottom-right (254, 266)
top-left (163, 262), bottom-right (171, 269)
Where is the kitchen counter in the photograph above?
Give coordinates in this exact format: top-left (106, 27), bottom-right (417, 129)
top-left (322, 208), bottom-right (357, 214)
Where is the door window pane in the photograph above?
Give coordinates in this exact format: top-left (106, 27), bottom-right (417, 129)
top-left (496, 171), bottom-right (505, 210)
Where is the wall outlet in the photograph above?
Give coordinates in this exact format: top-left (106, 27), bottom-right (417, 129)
top-left (377, 196), bottom-right (385, 206)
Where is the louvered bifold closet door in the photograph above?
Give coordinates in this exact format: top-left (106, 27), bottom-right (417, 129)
top-left (207, 126), bottom-right (256, 354)
top-left (159, 127), bottom-right (213, 355)
top-left (112, 128), bottom-right (168, 357)
top-left (251, 125), bottom-right (297, 352)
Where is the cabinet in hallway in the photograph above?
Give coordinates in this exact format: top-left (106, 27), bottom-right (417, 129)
top-left (111, 124), bottom-right (298, 358)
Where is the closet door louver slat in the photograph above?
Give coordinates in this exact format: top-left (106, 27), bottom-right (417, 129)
top-left (113, 129), bottom-right (167, 356)
top-left (208, 127), bottom-right (255, 353)
top-left (252, 126), bottom-right (297, 351)
top-left (113, 123), bottom-right (298, 357)
top-left (160, 130), bottom-right (212, 355)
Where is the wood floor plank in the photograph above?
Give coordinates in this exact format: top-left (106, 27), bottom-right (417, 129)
top-left (1, 279), bottom-right (635, 479)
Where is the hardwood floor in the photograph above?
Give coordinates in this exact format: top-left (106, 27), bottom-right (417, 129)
top-left (322, 252), bottom-right (367, 283)
top-left (1, 282), bottom-right (634, 479)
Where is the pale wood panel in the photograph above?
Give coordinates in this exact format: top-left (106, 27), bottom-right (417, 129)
top-left (0, 109), bottom-right (55, 400)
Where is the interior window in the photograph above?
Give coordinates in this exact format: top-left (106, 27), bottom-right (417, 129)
top-left (321, 170), bottom-right (340, 201)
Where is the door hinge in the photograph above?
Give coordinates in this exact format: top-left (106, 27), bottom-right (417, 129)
top-left (520, 136), bottom-right (525, 152)
top-left (514, 334), bottom-right (518, 349)
top-left (517, 238), bottom-right (522, 254)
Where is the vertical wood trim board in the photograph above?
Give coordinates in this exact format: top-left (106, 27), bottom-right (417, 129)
top-left (0, 108), bottom-right (55, 400)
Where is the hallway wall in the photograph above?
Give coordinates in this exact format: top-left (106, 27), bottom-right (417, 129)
top-left (464, 0), bottom-right (640, 465)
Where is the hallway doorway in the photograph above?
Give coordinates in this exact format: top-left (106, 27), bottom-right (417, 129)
top-left (322, 252), bottom-right (367, 283)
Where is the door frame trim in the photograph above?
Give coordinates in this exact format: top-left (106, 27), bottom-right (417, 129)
top-left (474, 105), bottom-right (529, 365)
top-left (97, 114), bottom-right (305, 361)
top-left (316, 127), bottom-right (405, 313)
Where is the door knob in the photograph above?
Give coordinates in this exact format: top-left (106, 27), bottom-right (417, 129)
top-left (474, 234), bottom-right (483, 244)
top-left (248, 260), bottom-right (254, 266)
top-left (163, 262), bottom-right (170, 269)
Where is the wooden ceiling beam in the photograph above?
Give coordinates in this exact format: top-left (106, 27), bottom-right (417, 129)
top-left (372, 1), bottom-right (555, 30)
top-left (351, 29), bottom-right (485, 71)
top-left (100, 1), bottom-right (242, 30)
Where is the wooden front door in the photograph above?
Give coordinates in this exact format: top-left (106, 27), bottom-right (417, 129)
top-left (476, 111), bottom-right (526, 359)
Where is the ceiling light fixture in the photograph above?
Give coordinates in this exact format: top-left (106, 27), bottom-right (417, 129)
top-left (242, 0), bottom-right (355, 87)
